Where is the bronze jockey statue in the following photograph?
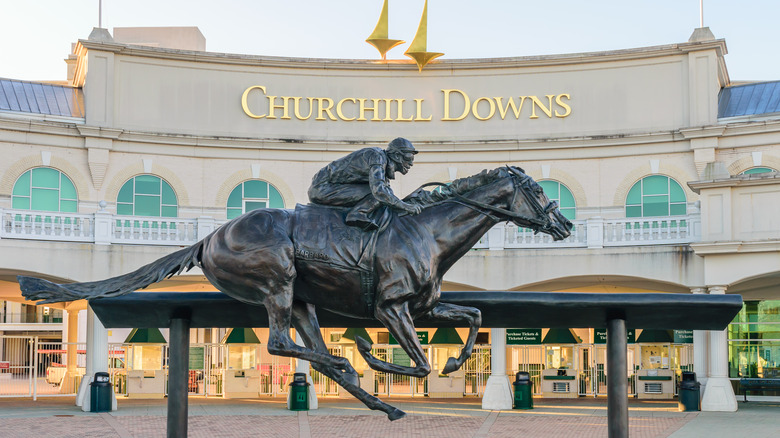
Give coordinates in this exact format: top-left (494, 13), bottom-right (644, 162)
top-left (308, 137), bottom-right (422, 230)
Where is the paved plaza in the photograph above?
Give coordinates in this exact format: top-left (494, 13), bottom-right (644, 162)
top-left (0, 396), bottom-right (777, 437)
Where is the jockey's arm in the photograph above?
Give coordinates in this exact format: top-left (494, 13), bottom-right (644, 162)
top-left (368, 164), bottom-right (422, 215)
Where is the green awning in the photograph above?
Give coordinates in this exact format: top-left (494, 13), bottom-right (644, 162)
top-left (340, 328), bottom-right (373, 344)
top-left (221, 328), bottom-right (261, 344)
top-left (124, 328), bottom-right (166, 344)
top-left (636, 329), bottom-right (674, 343)
top-left (542, 328), bottom-right (581, 344)
top-left (429, 328), bottom-right (464, 345)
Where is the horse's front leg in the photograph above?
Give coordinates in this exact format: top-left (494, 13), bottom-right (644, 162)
top-left (355, 302), bottom-right (431, 378)
top-left (422, 302), bottom-right (482, 374)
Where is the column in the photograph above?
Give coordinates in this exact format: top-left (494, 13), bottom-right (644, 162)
top-left (691, 287), bottom-right (709, 391)
top-left (482, 328), bottom-right (512, 410)
top-left (700, 286), bottom-right (738, 411)
top-left (292, 331), bottom-right (317, 409)
top-left (61, 309), bottom-right (80, 393)
top-left (77, 305), bottom-right (113, 411)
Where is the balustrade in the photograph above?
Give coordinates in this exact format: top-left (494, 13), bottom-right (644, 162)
top-left (0, 208), bottom-right (700, 250)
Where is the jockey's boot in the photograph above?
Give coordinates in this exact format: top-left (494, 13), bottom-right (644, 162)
top-left (346, 198), bottom-right (381, 230)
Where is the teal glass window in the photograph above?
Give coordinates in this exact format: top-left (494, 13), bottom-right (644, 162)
top-left (728, 301), bottom-right (780, 379)
top-left (741, 167), bottom-right (776, 175)
top-left (11, 167), bottom-right (77, 212)
top-left (625, 176), bottom-right (686, 218)
top-left (539, 180), bottom-right (576, 221)
top-left (116, 175), bottom-right (178, 217)
top-left (226, 180), bottom-right (285, 219)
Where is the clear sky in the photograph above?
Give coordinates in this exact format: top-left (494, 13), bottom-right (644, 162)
top-left (2, 0), bottom-right (778, 82)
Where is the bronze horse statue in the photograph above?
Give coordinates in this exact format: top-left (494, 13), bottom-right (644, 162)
top-left (19, 166), bottom-right (571, 420)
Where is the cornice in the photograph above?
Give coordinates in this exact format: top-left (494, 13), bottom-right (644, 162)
top-left (691, 240), bottom-right (780, 255)
top-left (687, 173), bottom-right (780, 193)
top-left (77, 38), bottom-right (728, 72)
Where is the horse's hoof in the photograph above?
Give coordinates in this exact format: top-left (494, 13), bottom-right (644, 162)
top-left (388, 408), bottom-right (407, 421)
top-left (355, 335), bottom-right (372, 353)
top-left (442, 357), bottom-right (460, 375)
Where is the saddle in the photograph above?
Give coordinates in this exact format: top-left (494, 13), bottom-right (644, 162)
top-left (292, 203), bottom-right (387, 272)
top-left (292, 203), bottom-right (386, 313)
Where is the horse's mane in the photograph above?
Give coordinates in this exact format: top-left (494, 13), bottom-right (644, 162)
top-left (405, 166), bottom-right (521, 206)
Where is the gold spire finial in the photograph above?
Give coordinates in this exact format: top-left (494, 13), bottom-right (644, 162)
top-left (404, 0), bottom-right (443, 71)
top-left (366, 0), bottom-right (405, 60)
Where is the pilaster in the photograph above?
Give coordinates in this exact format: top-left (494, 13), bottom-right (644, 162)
top-left (700, 285), bottom-right (738, 412)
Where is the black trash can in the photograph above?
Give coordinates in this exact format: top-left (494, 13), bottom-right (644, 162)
top-left (288, 372), bottom-right (309, 411)
top-left (90, 372), bottom-right (112, 412)
top-left (513, 371), bottom-right (533, 409)
top-left (678, 371), bottom-right (700, 412)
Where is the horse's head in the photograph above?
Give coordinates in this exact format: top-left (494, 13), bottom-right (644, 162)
top-left (506, 166), bottom-right (573, 240)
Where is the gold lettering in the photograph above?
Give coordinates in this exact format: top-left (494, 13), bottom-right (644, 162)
top-left (382, 99), bottom-right (394, 121)
top-left (472, 97), bottom-right (496, 121)
top-left (337, 98), bottom-right (356, 121)
top-left (395, 99), bottom-right (414, 121)
top-left (293, 97), bottom-right (314, 120)
top-left (266, 96), bottom-right (292, 120)
top-left (441, 89), bottom-right (470, 121)
top-left (555, 94), bottom-right (572, 118)
top-left (315, 98), bottom-right (337, 121)
top-left (529, 95), bottom-right (554, 119)
top-left (241, 85), bottom-right (267, 119)
top-left (414, 98), bottom-right (432, 121)
top-left (357, 98), bottom-right (382, 121)
top-left (494, 96), bottom-right (527, 120)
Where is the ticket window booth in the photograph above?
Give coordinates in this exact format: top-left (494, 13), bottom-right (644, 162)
top-left (338, 328), bottom-right (374, 393)
top-left (222, 328), bottom-right (262, 399)
top-left (428, 328), bottom-right (466, 398)
top-left (541, 328), bottom-right (580, 398)
top-left (635, 329), bottom-right (675, 399)
top-left (125, 328), bottom-right (167, 399)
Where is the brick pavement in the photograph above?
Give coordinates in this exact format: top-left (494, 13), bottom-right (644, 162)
top-left (0, 396), bottom-right (775, 437)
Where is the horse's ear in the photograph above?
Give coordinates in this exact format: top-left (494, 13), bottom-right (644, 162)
top-left (506, 165), bottom-right (526, 176)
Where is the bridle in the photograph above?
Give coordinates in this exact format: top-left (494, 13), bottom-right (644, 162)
top-left (416, 166), bottom-right (559, 232)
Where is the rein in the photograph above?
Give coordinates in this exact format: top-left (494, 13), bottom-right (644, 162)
top-left (415, 173), bottom-right (557, 231)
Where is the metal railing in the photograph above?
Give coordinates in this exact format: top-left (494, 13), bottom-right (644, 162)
top-left (0, 313), bottom-right (63, 324)
top-left (1, 207), bottom-right (700, 250)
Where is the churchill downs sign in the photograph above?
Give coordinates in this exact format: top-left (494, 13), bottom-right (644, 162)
top-left (242, 86), bottom-right (571, 122)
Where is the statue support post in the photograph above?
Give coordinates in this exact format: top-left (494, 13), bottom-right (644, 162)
top-left (167, 317), bottom-right (191, 438)
top-left (607, 318), bottom-right (628, 438)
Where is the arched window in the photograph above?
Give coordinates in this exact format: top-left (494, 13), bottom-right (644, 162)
top-left (625, 175), bottom-right (686, 218)
top-left (12, 167), bottom-right (77, 212)
top-left (539, 180), bottom-right (576, 221)
top-left (226, 180), bottom-right (284, 219)
top-left (741, 167), bottom-right (776, 175)
top-left (117, 175), bottom-right (178, 217)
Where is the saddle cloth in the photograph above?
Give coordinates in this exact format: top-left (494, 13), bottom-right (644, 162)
top-left (292, 203), bottom-right (381, 274)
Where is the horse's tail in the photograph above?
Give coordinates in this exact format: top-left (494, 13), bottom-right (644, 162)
top-left (18, 240), bottom-right (205, 304)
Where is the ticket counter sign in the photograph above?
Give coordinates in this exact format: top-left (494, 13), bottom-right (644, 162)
top-left (673, 330), bottom-right (693, 343)
top-left (506, 329), bottom-right (542, 345)
top-left (594, 328), bottom-right (635, 344)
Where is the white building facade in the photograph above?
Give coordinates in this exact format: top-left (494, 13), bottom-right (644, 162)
top-left (1, 27), bottom-right (779, 408)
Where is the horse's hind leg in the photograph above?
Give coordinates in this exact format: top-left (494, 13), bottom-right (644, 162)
top-left (262, 289), bottom-right (357, 375)
top-left (291, 301), bottom-right (405, 421)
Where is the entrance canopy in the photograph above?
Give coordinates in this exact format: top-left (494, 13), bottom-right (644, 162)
top-left (90, 291), bottom-right (742, 331)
